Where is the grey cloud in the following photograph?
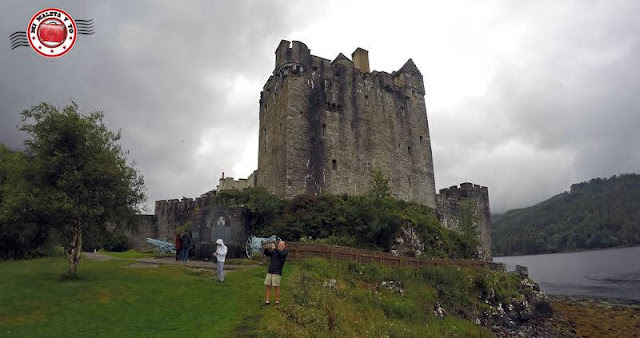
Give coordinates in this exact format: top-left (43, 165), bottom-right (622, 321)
top-left (2, 1), bottom-right (639, 215)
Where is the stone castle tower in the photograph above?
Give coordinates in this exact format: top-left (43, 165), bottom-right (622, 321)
top-left (257, 40), bottom-right (437, 208)
top-left (139, 40), bottom-right (492, 261)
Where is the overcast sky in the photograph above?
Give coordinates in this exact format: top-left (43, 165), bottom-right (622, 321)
top-left (2, 1), bottom-right (639, 214)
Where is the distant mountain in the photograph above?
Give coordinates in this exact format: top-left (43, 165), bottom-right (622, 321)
top-left (493, 174), bottom-right (640, 256)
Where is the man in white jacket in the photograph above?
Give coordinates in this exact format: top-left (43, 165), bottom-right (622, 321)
top-left (215, 239), bottom-right (227, 282)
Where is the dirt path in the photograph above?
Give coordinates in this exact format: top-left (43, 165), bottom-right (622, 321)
top-left (82, 251), bottom-right (253, 272)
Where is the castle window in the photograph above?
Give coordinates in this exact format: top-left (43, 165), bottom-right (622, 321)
top-left (412, 89), bottom-right (416, 96)
top-left (365, 95), bottom-right (369, 106)
top-left (263, 127), bottom-right (267, 146)
top-left (322, 123), bottom-right (326, 136)
top-left (332, 159), bottom-right (337, 170)
top-left (408, 146), bottom-right (412, 154)
top-left (419, 136), bottom-right (423, 143)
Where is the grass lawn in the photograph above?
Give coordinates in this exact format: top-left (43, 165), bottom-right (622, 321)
top-left (0, 256), bottom-right (268, 337)
top-left (2, 255), bottom-right (527, 337)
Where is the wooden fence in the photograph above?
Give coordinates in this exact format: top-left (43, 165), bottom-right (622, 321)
top-left (285, 242), bottom-right (486, 268)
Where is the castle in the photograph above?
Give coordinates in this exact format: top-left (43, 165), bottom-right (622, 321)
top-left (257, 40), bottom-right (436, 207)
top-left (133, 41), bottom-right (492, 261)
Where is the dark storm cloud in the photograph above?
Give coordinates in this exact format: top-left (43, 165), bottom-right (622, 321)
top-left (1, 1), bottom-right (323, 212)
top-left (432, 0), bottom-right (640, 212)
top-left (2, 1), bottom-right (639, 214)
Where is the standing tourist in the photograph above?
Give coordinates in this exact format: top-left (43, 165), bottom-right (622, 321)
top-left (264, 241), bottom-right (288, 305)
top-left (181, 232), bottom-right (191, 262)
top-left (215, 239), bottom-right (228, 282)
top-left (174, 233), bottom-right (182, 261)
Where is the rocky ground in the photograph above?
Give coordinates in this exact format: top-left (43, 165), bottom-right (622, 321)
top-left (491, 294), bottom-right (640, 337)
top-left (549, 295), bottom-right (640, 338)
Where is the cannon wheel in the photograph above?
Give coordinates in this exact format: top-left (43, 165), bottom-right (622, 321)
top-left (245, 236), bottom-right (254, 258)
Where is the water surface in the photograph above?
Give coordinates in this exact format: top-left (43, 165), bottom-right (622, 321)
top-left (494, 246), bottom-right (640, 300)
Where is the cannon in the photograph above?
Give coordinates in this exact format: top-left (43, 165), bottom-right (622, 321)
top-left (146, 238), bottom-right (175, 254)
top-left (244, 235), bottom-right (281, 258)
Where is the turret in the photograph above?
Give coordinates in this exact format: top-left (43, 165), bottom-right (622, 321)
top-left (393, 59), bottom-right (425, 95)
top-left (274, 40), bottom-right (311, 76)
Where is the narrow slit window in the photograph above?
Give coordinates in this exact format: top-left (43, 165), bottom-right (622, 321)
top-left (263, 127), bottom-right (267, 146)
top-left (322, 123), bottom-right (326, 136)
top-left (332, 159), bottom-right (337, 170)
top-left (365, 95), bottom-right (369, 106)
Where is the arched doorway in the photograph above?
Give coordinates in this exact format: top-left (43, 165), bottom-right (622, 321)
top-left (207, 212), bottom-right (231, 244)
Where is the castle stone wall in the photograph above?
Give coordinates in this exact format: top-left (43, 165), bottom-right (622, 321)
top-left (257, 40), bottom-right (436, 208)
top-left (126, 214), bottom-right (158, 250)
top-left (436, 183), bottom-right (492, 261)
top-left (217, 170), bottom-right (257, 191)
top-left (153, 194), bottom-right (250, 258)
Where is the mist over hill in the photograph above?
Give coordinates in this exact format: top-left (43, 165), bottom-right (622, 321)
top-left (493, 174), bottom-right (640, 256)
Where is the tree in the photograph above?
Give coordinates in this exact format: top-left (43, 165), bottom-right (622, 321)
top-left (369, 170), bottom-right (392, 202)
top-left (0, 145), bottom-right (56, 259)
top-left (2, 102), bottom-right (145, 275)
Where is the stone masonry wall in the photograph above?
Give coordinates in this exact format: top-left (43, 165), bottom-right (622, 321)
top-left (153, 194), bottom-right (250, 258)
top-left (217, 170), bottom-right (257, 191)
top-left (257, 40), bottom-right (437, 208)
top-left (436, 182), bottom-right (492, 261)
top-left (125, 214), bottom-right (158, 250)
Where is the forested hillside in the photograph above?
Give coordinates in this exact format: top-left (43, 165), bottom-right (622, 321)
top-left (493, 174), bottom-right (640, 256)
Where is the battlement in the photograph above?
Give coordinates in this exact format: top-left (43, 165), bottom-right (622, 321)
top-left (275, 40), bottom-right (311, 76)
top-left (269, 41), bottom-right (423, 95)
top-left (436, 182), bottom-right (492, 261)
top-left (216, 170), bottom-right (257, 191)
top-left (154, 194), bottom-right (211, 216)
top-left (438, 182), bottom-right (489, 199)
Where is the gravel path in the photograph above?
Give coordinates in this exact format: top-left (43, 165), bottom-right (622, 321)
top-left (82, 251), bottom-right (252, 271)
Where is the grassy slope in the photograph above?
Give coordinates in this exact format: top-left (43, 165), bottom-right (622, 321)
top-left (0, 257), bottom-right (266, 337)
top-left (262, 258), bottom-right (516, 337)
top-left (2, 256), bottom-right (528, 337)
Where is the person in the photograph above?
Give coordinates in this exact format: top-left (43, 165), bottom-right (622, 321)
top-left (215, 239), bottom-right (227, 282)
top-left (174, 233), bottom-right (182, 261)
top-left (264, 240), bottom-right (288, 305)
top-left (181, 232), bottom-right (191, 262)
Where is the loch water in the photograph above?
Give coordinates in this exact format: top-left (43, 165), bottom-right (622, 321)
top-left (494, 245), bottom-right (640, 300)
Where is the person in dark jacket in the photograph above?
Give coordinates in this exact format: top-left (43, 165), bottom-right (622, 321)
top-left (174, 234), bottom-right (182, 261)
top-left (181, 233), bottom-right (191, 262)
top-left (264, 240), bottom-right (288, 305)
